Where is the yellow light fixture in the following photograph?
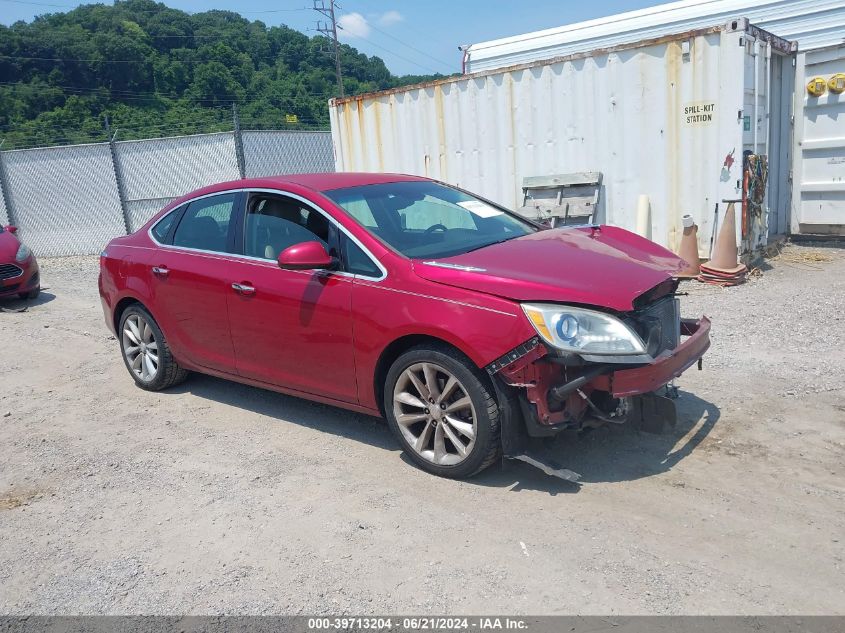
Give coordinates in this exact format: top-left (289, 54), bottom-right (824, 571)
top-left (829, 73), bottom-right (845, 94)
top-left (807, 76), bottom-right (827, 97)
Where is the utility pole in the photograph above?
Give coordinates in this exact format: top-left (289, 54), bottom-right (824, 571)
top-left (314, 0), bottom-right (344, 97)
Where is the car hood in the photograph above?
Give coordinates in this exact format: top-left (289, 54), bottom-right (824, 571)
top-left (412, 226), bottom-right (687, 312)
top-left (0, 231), bottom-right (20, 262)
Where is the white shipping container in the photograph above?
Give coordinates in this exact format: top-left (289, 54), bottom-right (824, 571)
top-left (791, 44), bottom-right (845, 235)
top-left (330, 20), bottom-right (795, 257)
top-left (462, 0), bottom-right (844, 73)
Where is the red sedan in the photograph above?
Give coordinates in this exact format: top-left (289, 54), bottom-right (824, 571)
top-left (0, 224), bottom-right (40, 301)
top-left (99, 173), bottom-right (710, 479)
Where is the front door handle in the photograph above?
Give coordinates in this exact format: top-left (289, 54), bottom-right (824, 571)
top-left (152, 266), bottom-right (169, 277)
top-left (231, 282), bottom-right (256, 296)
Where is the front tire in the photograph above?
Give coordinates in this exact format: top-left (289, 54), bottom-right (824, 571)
top-left (118, 305), bottom-right (188, 391)
top-left (384, 345), bottom-right (501, 478)
top-left (19, 286), bottom-right (39, 300)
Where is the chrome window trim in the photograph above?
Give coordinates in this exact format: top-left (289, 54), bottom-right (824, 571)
top-left (147, 188), bottom-right (387, 282)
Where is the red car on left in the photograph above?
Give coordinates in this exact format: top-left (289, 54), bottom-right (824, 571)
top-left (0, 225), bottom-right (40, 300)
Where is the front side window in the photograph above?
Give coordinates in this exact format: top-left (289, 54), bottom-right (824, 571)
top-left (172, 194), bottom-right (236, 252)
top-left (342, 235), bottom-right (382, 278)
top-left (324, 181), bottom-right (538, 259)
top-left (244, 194), bottom-right (330, 260)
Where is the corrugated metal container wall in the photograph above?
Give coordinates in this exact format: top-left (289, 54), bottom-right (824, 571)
top-left (331, 21), bottom-right (794, 256)
top-left (464, 0), bottom-right (845, 73)
top-left (791, 44), bottom-right (845, 235)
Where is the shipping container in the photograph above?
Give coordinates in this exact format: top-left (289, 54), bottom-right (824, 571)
top-left (330, 19), bottom-right (796, 257)
top-left (791, 44), bottom-right (845, 236)
top-left (462, 0), bottom-right (845, 73)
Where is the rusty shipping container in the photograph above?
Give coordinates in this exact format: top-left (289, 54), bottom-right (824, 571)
top-left (329, 19), bottom-right (796, 257)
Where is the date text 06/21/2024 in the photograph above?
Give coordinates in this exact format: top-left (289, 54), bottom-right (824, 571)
top-left (307, 618), bottom-right (528, 630)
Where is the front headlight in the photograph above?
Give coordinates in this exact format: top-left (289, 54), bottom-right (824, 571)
top-left (522, 303), bottom-right (646, 355)
top-left (15, 243), bottom-right (31, 262)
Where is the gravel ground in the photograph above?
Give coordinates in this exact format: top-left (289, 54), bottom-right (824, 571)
top-left (0, 244), bottom-right (843, 615)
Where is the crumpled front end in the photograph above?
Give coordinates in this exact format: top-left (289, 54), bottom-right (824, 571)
top-left (487, 292), bottom-right (711, 438)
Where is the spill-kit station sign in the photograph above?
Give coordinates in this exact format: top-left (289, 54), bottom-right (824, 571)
top-left (683, 101), bottom-right (716, 125)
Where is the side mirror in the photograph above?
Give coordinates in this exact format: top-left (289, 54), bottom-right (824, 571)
top-left (6, 225), bottom-right (17, 234)
top-left (277, 241), bottom-right (335, 271)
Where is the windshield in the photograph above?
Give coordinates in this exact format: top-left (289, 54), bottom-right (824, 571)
top-left (324, 180), bottom-right (539, 259)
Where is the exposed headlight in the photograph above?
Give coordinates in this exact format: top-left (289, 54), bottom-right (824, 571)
top-left (15, 243), bottom-right (31, 262)
top-left (522, 303), bottom-right (646, 355)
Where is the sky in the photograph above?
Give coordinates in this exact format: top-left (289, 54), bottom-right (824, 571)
top-left (0, 0), bottom-right (667, 76)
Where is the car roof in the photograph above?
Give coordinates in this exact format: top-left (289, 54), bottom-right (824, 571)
top-left (159, 172), bottom-right (430, 218)
top-left (273, 172), bottom-right (428, 191)
top-left (206, 172), bottom-right (427, 195)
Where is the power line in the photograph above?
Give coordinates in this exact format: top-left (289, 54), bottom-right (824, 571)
top-left (350, 34), bottom-right (443, 76)
top-left (0, 81), bottom-right (341, 101)
top-left (360, 17), bottom-right (454, 73)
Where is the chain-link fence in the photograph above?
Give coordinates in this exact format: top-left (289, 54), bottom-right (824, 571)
top-left (242, 131), bottom-right (334, 178)
top-left (115, 132), bottom-right (242, 232)
top-left (0, 129), bottom-right (334, 256)
top-left (0, 174), bottom-right (10, 227)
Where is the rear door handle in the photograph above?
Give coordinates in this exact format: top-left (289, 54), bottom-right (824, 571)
top-left (152, 266), bottom-right (169, 277)
top-left (231, 282), bottom-right (256, 296)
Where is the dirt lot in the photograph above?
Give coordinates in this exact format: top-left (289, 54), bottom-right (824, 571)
top-left (0, 244), bottom-right (843, 615)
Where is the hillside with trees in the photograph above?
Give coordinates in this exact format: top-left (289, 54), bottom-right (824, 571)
top-left (0, 0), bottom-right (442, 148)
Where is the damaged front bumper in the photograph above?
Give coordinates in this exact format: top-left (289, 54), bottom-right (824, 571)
top-left (487, 316), bottom-right (710, 481)
top-left (488, 316), bottom-right (711, 437)
top-left (593, 317), bottom-right (711, 398)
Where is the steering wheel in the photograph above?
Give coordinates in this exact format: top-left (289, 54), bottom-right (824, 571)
top-left (424, 223), bottom-right (448, 234)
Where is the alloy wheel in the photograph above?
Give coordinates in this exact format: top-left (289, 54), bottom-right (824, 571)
top-left (122, 313), bottom-right (159, 382)
top-left (392, 362), bottom-right (477, 466)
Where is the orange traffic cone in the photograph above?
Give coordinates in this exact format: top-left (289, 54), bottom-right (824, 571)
top-left (699, 202), bottom-right (747, 285)
top-left (675, 214), bottom-right (700, 278)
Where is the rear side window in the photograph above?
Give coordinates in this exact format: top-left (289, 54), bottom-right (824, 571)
top-left (151, 207), bottom-right (181, 244)
top-left (172, 194), bottom-right (236, 252)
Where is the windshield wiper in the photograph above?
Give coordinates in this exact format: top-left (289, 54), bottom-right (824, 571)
top-left (463, 235), bottom-right (519, 254)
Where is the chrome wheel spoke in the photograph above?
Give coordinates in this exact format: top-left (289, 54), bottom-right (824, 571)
top-left (445, 395), bottom-right (472, 414)
top-left (432, 423), bottom-right (447, 463)
top-left (397, 411), bottom-right (428, 427)
top-left (406, 369), bottom-right (429, 400)
top-left (422, 363), bottom-right (440, 400)
top-left (444, 415), bottom-right (475, 440)
top-left (437, 375), bottom-right (458, 403)
top-left (143, 354), bottom-right (156, 377)
top-left (441, 421), bottom-right (468, 457)
top-left (396, 391), bottom-right (427, 409)
top-left (415, 420), bottom-right (434, 452)
top-left (124, 320), bottom-right (141, 345)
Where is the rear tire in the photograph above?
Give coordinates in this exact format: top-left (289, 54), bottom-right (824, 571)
top-left (118, 304), bottom-right (188, 391)
top-left (384, 345), bottom-right (501, 478)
